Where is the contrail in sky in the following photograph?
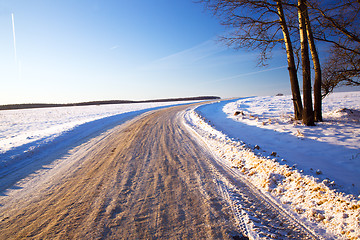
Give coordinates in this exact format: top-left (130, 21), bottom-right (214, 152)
top-left (11, 13), bottom-right (17, 62)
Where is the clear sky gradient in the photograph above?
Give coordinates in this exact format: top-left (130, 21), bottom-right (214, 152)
top-left (0, 0), bottom-right (292, 104)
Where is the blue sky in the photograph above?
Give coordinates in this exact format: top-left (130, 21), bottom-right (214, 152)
top-left (0, 0), bottom-right (291, 104)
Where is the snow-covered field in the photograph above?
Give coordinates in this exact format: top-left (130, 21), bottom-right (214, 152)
top-left (184, 91), bottom-right (360, 239)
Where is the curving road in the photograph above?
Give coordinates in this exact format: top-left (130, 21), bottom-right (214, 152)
top-left (0, 104), bottom-right (317, 239)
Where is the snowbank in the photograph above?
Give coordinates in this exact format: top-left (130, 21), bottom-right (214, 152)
top-left (184, 92), bottom-right (360, 239)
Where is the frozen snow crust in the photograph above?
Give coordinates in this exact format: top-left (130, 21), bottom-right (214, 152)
top-left (184, 92), bottom-right (360, 239)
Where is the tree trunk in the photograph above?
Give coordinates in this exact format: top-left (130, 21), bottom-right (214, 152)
top-left (298, 0), bottom-right (315, 126)
top-left (304, 2), bottom-right (322, 122)
top-left (276, 0), bottom-right (303, 120)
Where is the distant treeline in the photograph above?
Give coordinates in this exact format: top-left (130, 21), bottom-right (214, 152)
top-left (0, 96), bottom-right (220, 111)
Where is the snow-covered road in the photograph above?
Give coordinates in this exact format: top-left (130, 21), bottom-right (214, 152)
top-left (1, 103), bottom-right (320, 239)
top-left (0, 92), bottom-right (359, 239)
top-left (0, 103), bottom-right (318, 239)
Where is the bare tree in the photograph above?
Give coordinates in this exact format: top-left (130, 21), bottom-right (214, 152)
top-left (321, 44), bottom-right (360, 97)
top-left (198, 0), bottom-right (360, 125)
top-left (307, 0), bottom-right (360, 96)
top-left (276, 0), bottom-right (303, 120)
top-left (298, 0), bottom-right (315, 126)
top-left (198, 0), bottom-right (333, 125)
top-left (198, 0), bottom-right (304, 120)
top-left (285, 0), bottom-right (322, 122)
top-left (303, 2), bottom-right (322, 121)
